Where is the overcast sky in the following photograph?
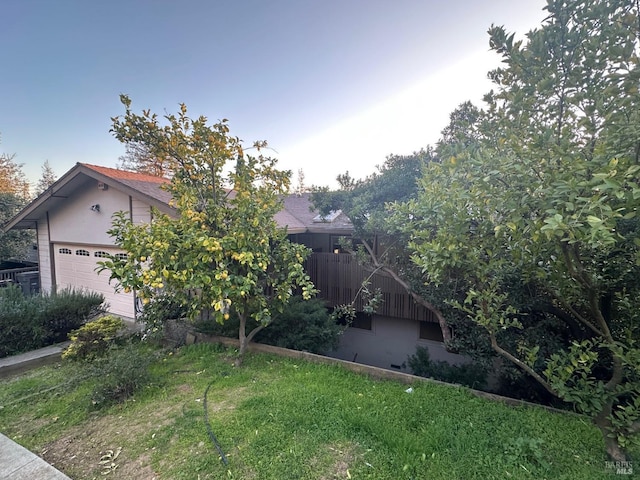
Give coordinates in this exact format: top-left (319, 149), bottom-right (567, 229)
top-left (1, 0), bottom-right (548, 190)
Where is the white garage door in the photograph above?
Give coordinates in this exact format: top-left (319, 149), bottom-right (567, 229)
top-left (54, 244), bottom-right (135, 319)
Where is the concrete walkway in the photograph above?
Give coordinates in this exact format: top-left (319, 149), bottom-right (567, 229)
top-left (1, 345), bottom-right (72, 479)
top-left (0, 434), bottom-right (70, 479)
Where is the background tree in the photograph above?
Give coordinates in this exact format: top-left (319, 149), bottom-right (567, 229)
top-left (0, 150), bottom-right (30, 199)
top-left (35, 160), bottom-right (57, 196)
top-left (0, 140), bottom-right (34, 260)
top-left (400, 0), bottom-right (640, 461)
top-left (116, 141), bottom-right (174, 177)
top-left (100, 96), bottom-right (315, 364)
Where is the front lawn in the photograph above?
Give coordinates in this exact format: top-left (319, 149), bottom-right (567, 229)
top-left (0, 343), bottom-right (613, 479)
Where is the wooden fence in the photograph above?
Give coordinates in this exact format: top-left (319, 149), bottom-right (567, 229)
top-left (306, 253), bottom-right (436, 323)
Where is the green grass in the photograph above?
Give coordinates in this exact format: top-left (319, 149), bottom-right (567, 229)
top-left (0, 343), bottom-right (617, 479)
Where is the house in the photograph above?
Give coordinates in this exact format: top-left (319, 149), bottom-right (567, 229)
top-left (4, 163), bottom-right (464, 370)
top-left (3, 163), bottom-right (174, 318)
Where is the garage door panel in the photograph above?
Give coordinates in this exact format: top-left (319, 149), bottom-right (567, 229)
top-left (54, 244), bottom-right (134, 318)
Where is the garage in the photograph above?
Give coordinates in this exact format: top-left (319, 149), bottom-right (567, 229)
top-left (53, 244), bottom-right (135, 319)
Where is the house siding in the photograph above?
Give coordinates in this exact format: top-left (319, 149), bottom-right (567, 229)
top-left (37, 218), bottom-right (52, 292)
top-left (131, 198), bottom-right (152, 224)
top-left (307, 253), bottom-right (437, 323)
top-left (48, 180), bottom-right (130, 246)
top-left (328, 314), bottom-right (467, 373)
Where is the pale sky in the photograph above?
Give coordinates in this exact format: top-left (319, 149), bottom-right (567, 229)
top-left (1, 0), bottom-right (548, 191)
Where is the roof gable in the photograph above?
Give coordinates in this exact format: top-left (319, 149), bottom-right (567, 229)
top-left (3, 163), bottom-right (175, 231)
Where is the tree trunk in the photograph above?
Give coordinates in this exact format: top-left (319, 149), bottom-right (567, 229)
top-left (594, 401), bottom-right (629, 462)
top-left (235, 312), bottom-right (265, 367)
top-left (236, 313), bottom-right (247, 367)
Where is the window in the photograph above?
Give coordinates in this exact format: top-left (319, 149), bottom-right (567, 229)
top-left (336, 311), bottom-right (372, 330)
top-left (75, 249), bottom-right (90, 256)
top-left (351, 313), bottom-right (372, 330)
top-left (419, 321), bottom-right (445, 342)
top-left (115, 253), bottom-right (129, 261)
top-left (94, 251), bottom-right (110, 258)
top-left (58, 248), bottom-right (72, 255)
top-left (312, 209), bottom-right (342, 223)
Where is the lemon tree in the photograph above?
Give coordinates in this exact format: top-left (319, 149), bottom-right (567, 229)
top-left (100, 96), bottom-right (315, 361)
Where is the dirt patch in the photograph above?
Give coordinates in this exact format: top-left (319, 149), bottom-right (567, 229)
top-left (40, 403), bottom-right (180, 479)
top-left (39, 384), bottom-right (248, 479)
top-left (319, 442), bottom-right (364, 480)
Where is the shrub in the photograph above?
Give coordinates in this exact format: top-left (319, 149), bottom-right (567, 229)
top-left (138, 293), bottom-right (188, 340)
top-left (195, 296), bottom-right (343, 354)
top-left (89, 342), bottom-right (154, 407)
top-left (408, 346), bottom-right (488, 390)
top-left (254, 297), bottom-right (343, 354)
top-left (0, 286), bottom-right (105, 357)
top-left (63, 315), bottom-right (126, 361)
top-left (42, 288), bottom-right (105, 343)
top-left (0, 285), bottom-right (45, 357)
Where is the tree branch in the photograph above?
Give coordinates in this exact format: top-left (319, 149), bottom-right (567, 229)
top-left (246, 324), bottom-right (265, 344)
top-left (360, 240), bottom-right (452, 345)
top-left (489, 333), bottom-right (557, 397)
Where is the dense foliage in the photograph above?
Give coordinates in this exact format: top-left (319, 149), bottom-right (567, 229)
top-left (0, 286), bottom-right (105, 357)
top-left (87, 341), bottom-right (155, 407)
top-left (0, 140), bottom-right (34, 260)
top-left (407, 346), bottom-right (488, 390)
top-left (196, 296), bottom-right (343, 354)
top-left (63, 315), bottom-right (126, 361)
top-left (399, 0), bottom-right (640, 461)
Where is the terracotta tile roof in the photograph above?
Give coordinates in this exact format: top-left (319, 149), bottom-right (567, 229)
top-left (80, 163), bottom-right (173, 206)
top-left (80, 163), bottom-right (169, 184)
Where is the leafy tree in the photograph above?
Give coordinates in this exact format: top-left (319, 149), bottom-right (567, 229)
top-left (0, 148), bottom-right (30, 199)
top-left (311, 150), bottom-right (457, 344)
top-left (35, 160), bottom-right (57, 196)
top-left (401, 0), bottom-right (640, 461)
top-left (0, 140), bottom-right (33, 260)
top-left (99, 96), bottom-right (315, 364)
top-left (116, 141), bottom-right (174, 177)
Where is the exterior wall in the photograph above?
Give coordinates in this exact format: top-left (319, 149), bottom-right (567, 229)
top-left (328, 315), bottom-right (467, 373)
top-left (131, 198), bottom-right (152, 224)
top-left (306, 253), bottom-right (437, 322)
top-left (36, 217), bottom-right (53, 292)
top-left (48, 180), bottom-right (131, 245)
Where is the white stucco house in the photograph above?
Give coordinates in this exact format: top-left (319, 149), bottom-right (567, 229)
top-left (4, 162), bottom-right (464, 370)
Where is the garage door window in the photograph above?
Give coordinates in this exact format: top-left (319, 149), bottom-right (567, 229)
top-left (94, 251), bottom-right (109, 258)
top-left (75, 249), bottom-right (90, 256)
top-left (59, 248), bottom-right (72, 255)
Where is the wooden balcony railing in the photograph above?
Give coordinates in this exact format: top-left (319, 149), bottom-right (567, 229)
top-left (0, 266), bottom-right (39, 286)
top-left (306, 253), bottom-right (436, 323)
